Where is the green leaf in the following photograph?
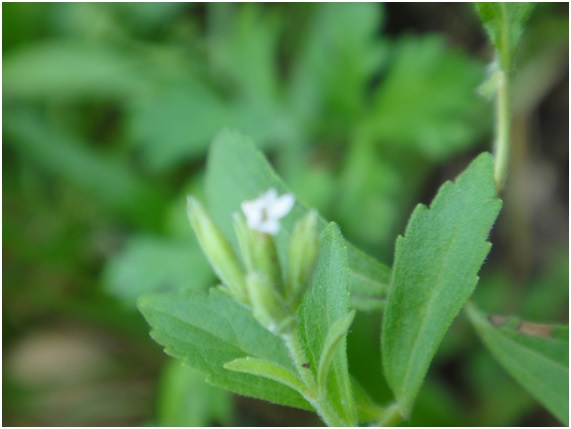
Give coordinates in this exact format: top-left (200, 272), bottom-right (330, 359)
top-left (157, 360), bottom-right (233, 426)
top-left (475, 2), bottom-right (535, 70)
top-left (467, 304), bottom-right (569, 425)
top-left (298, 223), bottom-right (357, 426)
top-left (318, 310), bottom-right (356, 391)
top-left (367, 35), bottom-right (487, 161)
top-left (290, 3), bottom-right (386, 134)
top-left (381, 153), bottom-right (502, 415)
top-left (3, 41), bottom-right (149, 100)
top-left (138, 288), bottom-right (310, 410)
top-left (3, 109), bottom-right (165, 230)
top-left (205, 129), bottom-right (391, 311)
top-left (104, 236), bottom-right (213, 307)
top-left (224, 357), bottom-right (306, 395)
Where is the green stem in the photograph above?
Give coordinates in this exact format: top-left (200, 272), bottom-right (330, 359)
top-left (494, 63), bottom-right (511, 192)
top-left (282, 333), bottom-right (348, 427)
top-left (377, 403), bottom-right (403, 427)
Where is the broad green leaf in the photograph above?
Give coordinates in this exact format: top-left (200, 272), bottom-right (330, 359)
top-left (475, 3), bottom-right (535, 70)
top-left (382, 153), bottom-right (502, 415)
top-left (104, 236), bottom-right (213, 307)
top-left (224, 357), bottom-right (305, 395)
top-left (318, 310), bottom-right (356, 391)
top-left (205, 129), bottom-right (391, 311)
top-left (367, 35), bottom-right (487, 161)
top-left (138, 288), bottom-right (310, 410)
top-left (157, 360), bottom-right (232, 426)
top-left (297, 223), bottom-right (357, 426)
top-left (467, 304), bottom-right (569, 425)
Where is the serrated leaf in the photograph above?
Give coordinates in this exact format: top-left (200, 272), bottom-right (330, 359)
top-left (104, 236), bottom-right (213, 307)
top-left (382, 153), bottom-right (502, 415)
top-left (467, 304), bottom-right (569, 425)
top-left (138, 288), bottom-right (310, 410)
top-left (297, 223), bottom-right (357, 426)
top-left (205, 129), bottom-right (390, 311)
top-left (224, 357), bottom-right (306, 395)
top-left (318, 310), bottom-right (356, 391)
top-left (475, 2), bottom-right (535, 70)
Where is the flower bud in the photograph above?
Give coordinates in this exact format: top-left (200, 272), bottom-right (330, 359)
top-left (233, 212), bottom-right (283, 294)
top-left (287, 210), bottom-right (319, 308)
top-left (187, 197), bottom-right (248, 304)
top-left (246, 272), bottom-right (295, 335)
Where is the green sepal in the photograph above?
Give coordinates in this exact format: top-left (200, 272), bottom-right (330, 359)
top-left (233, 213), bottom-right (283, 294)
top-left (287, 210), bottom-right (319, 309)
top-left (187, 197), bottom-right (248, 304)
top-left (246, 272), bottom-right (293, 335)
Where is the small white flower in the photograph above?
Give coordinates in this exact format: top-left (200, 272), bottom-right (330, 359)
top-left (241, 189), bottom-right (295, 235)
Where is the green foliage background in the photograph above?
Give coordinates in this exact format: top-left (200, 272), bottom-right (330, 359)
top-left (3, 3), bottom-right (568, 426)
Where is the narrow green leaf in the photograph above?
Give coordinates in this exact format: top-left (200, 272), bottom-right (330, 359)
top-left (205, 129), bottom-right (391, 311)
top-left (138, 288), bottom-right (310, 410)
top-left (4, 109), bottom-right (165, 230)
top-left (224, 357), bottom-right (306, 395)
top-left (290, 3), bottom-right (386, 132)
top-left (382, 153), bottom-right (502, 415)
top-left (3, 41), bottom-right (149, 99)
top-left (475, 2), bottom-right (535, 70)
top-left (298, 223), bottom-right (357, 426)
top-left (467, 304), bottom-right (569, 425)
top-left (318, 310), bottom-right (356, 391)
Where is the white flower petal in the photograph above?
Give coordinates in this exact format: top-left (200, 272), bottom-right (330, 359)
top-left (268, 193), bottom-right (295, 219)
top-left (240, 188), bottom-right (295, 235)
top-left (259, 219), bottom-right (280, 235)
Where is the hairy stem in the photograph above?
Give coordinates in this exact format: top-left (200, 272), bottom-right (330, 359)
top-left (494, 67), bottom-right (511, 192)
top-left (281, 333), bottom-right (348, 427)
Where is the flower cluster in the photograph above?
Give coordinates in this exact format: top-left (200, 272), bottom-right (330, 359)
top-left (187, 188), bottom-right (318, 335)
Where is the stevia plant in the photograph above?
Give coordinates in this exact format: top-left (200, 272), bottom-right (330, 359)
top-left (137, 3), bottom-right (569, 426)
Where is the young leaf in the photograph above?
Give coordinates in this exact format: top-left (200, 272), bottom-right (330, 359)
top-left (466, 304), bottom-right (569, 425)
top-left (381, 153), bottom-right (502, 416)
top-left (475, 3), bottom-right (535, 70)
top-left (317, 310), bottom-right (356, 391)
top-left (297, 223), bottom-right (357, 426)
top-left (224, 357), bottom-right (306, 395)
top-left (138, 288), bottom-right (310, 410)
top-left (205, 129), bottom-right (391, 311)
